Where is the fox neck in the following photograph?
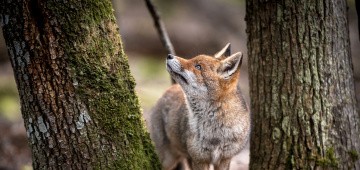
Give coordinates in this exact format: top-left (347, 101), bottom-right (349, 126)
top-left (184, 87), bottom-right (239, 118)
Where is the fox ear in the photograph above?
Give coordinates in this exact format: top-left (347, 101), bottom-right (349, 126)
top-left (214, 43), bottom-right (231, 59)
top-left (218, 52), bottom-right (243, 79)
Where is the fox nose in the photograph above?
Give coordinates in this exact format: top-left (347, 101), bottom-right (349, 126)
top-left (167, 54), bottom-right (174, 60)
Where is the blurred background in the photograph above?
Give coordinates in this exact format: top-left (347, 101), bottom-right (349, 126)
top-left (0, 0), bottom-right (358, 169)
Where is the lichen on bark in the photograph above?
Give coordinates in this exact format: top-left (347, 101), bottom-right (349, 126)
top-left (247, 0), bottom-right (360, 169)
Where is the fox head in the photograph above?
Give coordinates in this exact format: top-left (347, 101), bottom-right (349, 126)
top-left (166, 43), bottom-right (243, 100)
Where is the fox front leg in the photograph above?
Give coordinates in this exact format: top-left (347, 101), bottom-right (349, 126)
top-left (191, 161), bottom-right (210, 170)
top-left (213, 158), bottom-right (231, 170)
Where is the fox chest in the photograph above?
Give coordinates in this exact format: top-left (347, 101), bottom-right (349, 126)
top-left (186, 116), bottom-right (244, 163)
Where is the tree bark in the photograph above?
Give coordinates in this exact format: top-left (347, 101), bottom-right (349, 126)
top-left (246, 0), bottom-right (360, 169)
top-left (0, 0), bottom-right (160, 169)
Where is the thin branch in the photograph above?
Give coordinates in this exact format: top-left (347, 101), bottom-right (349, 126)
top-left (144, 0), bottom-right (176, 84)
top-left (144, 0), bottom-right (175, 55)
top-left (356, 0), bottom-right (360, 41)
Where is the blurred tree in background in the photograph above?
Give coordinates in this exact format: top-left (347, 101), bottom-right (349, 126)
top-left (0, 0), bottom-right (159, 169)
top-left (247, 0), bottom-right (360, 169)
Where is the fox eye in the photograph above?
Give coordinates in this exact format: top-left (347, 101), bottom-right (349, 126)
top-left (195, 64), bottom-right (202, 70)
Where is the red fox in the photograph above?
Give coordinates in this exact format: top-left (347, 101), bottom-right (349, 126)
top-left (148, 44), bottom-right (250, 170)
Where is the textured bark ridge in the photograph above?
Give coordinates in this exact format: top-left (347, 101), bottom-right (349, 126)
top-left (246, 0), bottom-right (360, 169)
top-left (0, 0), bottom-right (160, 169)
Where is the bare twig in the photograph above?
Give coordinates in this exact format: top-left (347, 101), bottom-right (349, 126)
top-left (356, 0), bottom-right (360, 41)
top-left (144, 0), bottom-right (176, 83)
top-left (144, 0), bottom-right (175, 55)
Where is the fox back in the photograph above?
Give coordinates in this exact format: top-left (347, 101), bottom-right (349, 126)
top-left (148, 44), bottom-right (250, 170)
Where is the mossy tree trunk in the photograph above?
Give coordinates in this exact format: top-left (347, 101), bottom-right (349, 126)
top-left (0, 0), bottom-right (160, 169)
top-left (246, 0), bottom-right (360, 169)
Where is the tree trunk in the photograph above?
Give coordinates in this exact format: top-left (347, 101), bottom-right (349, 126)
top-left (0, 0), bottom-right (160, 169)
top-left (246, 0), bottom-right (360, 169)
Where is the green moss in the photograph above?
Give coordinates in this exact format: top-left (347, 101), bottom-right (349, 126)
top-left (348, 150), bottom-right (359, 161)
top-left (46, 0), bottom-right (160, 169)
top-left (286, 154), bottom-right (295, 169)
top-left (73, 53), bottom-right (160, 169)
top-left (316, 147), bottom-right (339, 168)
